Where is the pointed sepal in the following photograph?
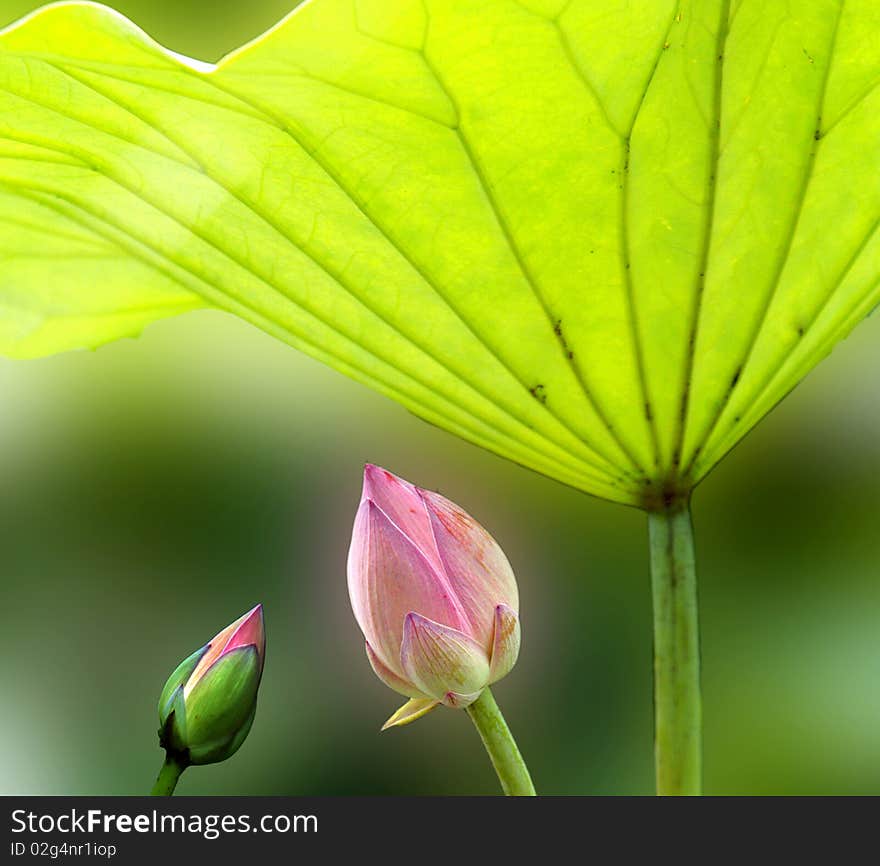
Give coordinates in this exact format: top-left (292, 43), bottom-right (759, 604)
top-left (381, 697), bottom-right (440, 730)
top-left (158, 685), bottom-right (189, 756)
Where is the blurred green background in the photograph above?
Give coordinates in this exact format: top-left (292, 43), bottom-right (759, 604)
top-left (1, 0), bottom-right (879, 796)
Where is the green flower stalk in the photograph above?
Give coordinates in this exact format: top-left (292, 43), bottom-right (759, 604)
top-left (347, 465), bottom-right (535, 796)
top-left (151, 605), bottom-right (266, 796)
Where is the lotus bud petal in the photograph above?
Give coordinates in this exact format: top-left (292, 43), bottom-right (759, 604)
top-left (401, 612), bottom-right (491, 707)
top-left (489, 603), bottom-right (521, 683)
top-left (365, 642), bottom-right (423, 699)
top-left (157, 604), bottom-right (265, 766)
top-left (347, 465), bottom-right (521, 728)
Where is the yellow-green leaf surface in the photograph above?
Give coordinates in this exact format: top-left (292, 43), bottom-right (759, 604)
top-left (1, 1), bottom-right (878, 507)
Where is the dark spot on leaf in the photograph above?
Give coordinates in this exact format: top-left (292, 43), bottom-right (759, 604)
top-left (529, 384), bottom-right (547, 404)
top-left (678, 384), bottom-right (690, 420)
top-left (553, 320), bottom-right (572, 358)
top-left (730, 366), bottom-right (742, 388)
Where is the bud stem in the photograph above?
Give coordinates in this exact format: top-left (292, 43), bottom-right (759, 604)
top-left (150, 753), bottom-right (187, 796)
top-left (648, 499), bottom-right (702, 795)
top-left (466, 687), bottom-right (535, 796)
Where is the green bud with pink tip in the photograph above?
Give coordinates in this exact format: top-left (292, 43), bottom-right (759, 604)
top-left (151, 605), bottom-right (266, 795)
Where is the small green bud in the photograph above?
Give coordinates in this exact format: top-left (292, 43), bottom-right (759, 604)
top-left (158, 605), bottom-right (265, 766)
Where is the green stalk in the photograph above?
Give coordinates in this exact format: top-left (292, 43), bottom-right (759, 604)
top-left (466, 687), bottom-right (535, 796)
top-left (648, 499), bottom-right (702, 796)
top-left (150, 752), bottom-right (187, 796)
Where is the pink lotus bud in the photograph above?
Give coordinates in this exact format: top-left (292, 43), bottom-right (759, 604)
top-left (347, 465), bottom-right (521, 729)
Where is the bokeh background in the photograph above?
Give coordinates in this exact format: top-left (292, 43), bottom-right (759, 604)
top-left (1, 0), bottom-right (879, 796)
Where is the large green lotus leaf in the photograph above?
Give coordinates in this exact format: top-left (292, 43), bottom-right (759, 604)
top-left (0, 1), bottom-right (878, 507)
